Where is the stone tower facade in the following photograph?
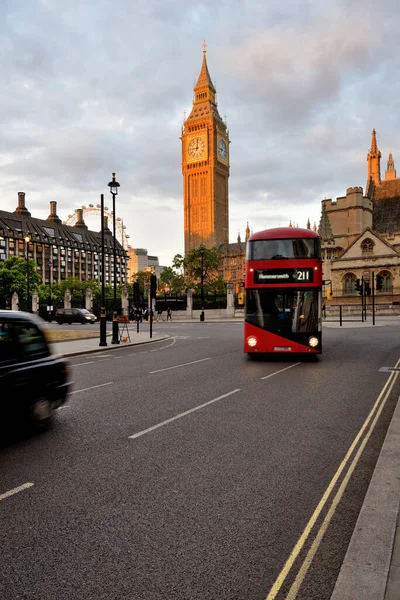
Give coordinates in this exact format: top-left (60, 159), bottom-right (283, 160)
top-left (181, 45), bottom-right (230, 254)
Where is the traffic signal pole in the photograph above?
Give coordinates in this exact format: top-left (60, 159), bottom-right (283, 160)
top-left (361, 275), bottom-right (364, 322)
top-left (372, 271), bottom-right (375, 325)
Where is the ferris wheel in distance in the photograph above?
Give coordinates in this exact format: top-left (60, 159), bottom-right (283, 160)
top-left (64, 204), bottom-right (131, 250)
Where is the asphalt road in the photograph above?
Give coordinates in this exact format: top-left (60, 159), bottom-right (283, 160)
top-left (1, 322), bottom-right (399, 600)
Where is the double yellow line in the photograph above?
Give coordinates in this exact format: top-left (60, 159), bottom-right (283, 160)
top-left (265, 357), bottom-right (400, 599)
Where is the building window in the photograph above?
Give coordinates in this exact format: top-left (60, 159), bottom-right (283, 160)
top-left (361, 239), bottom-right (374, 254)
top-left (343, 273), bottom-right (357, 295)
top-left (377, 271), bottom-right (392, 293)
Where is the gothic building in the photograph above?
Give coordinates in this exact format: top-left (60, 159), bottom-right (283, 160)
top-left (319, 129), bottom-right (400, 305)
top-left (181, 44), bottom-right (230, 253)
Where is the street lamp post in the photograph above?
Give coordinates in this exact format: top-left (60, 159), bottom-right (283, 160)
top-left (99, 193), bottom-right (107, 346)
top-left (24, 234), bottom-right (31, 312)
top-left (108, 173), bottom-right (120, 345)
top-left (200, 246), bottom-right (205, 322)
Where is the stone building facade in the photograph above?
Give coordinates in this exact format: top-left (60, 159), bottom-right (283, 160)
top-left (319, 130), bottom-right (400, 305)
top-left (0, 192), bottom-right (128, 287)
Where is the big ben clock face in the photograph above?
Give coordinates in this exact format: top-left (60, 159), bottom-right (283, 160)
top-left (188, 136), bottom-right (206, 159)
top-left (218, 138), bottom-right (227, 160)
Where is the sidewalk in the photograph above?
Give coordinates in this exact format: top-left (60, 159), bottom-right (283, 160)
top-left (49, 327), bottom-right (169, 358)
top-left (48, 319), bottom-right (400, 599)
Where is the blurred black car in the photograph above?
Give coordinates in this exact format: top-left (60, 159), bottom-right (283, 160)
top-left (55, 308), bottom-right (97, 324)
top-left (0, 310), bottom-right (71, 432)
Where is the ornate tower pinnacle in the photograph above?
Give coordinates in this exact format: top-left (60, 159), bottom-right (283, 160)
top-left (385, 151), bottom-right (397, 180)
top-left (318, 203), bottom-right (334, 242)
top-left (366, 128), bottom-right (381, 193)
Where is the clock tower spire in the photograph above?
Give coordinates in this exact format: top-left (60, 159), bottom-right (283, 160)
top-left (181, 46), bottom-right (230, 254)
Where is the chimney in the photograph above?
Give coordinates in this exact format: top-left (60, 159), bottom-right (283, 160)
top-left (103, 216), bottom-right (111, 233)
top-left (47, 201), bottom-right (62, 224)
top-left (74, 208), bottom-right (88, 229)
top-left (14, 192), bottom-right (31, 217)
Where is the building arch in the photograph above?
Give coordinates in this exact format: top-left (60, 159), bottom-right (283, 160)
top-left (377, 270), bottom-right (393, 293)
top-left (343, 272), bottom-right (358, 295)
top-left (361, 238), bottom-right (374, 254)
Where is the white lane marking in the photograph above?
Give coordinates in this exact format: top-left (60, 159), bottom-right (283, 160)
top-left (129, 389), bottom-right (241, 440)
top-left (69, 382), bottom-right (114, 395)
top-left (0, 482), bottom-right (34, 502)
top-left (73, 361), bottom-right (96, 367)
top-left (261, 363), bottom-right (301, 380)
top-left (150, 357), bottom-right (210, 374)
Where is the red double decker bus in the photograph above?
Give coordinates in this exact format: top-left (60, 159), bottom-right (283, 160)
top-left (244, 227), bottom-right (322, 356)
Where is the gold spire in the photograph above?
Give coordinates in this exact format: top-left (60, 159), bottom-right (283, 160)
top-left (194, 45), bottom-right (216, 93)
top-left (203, 39), bottom-right (207, 55)
top-left (385, 150), bottom-right (397, 180)
top-left (289, 220), bottom-right (293, 227)
top-left (370, 128), bottom-right (378, 153)
top-left (245, 222), bottom-right (250, 241)
top-left (307, 218), bottom-right (311, 230)
top-left (366, 128), bottom-right (381, 192)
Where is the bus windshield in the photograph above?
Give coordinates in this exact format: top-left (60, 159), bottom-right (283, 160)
top-left (246, 237), bottom-right (321, 260)
top-left (245, 289), bottom-right (320, 333)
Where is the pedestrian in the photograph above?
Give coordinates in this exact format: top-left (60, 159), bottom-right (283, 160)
top-left (167, 307), bottom-right (172, 321)
top-left (322, 303), bottom-right (326, 318)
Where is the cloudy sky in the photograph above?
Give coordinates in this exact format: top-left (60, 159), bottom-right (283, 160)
top-left (1, 0), bottom-right (399, 266)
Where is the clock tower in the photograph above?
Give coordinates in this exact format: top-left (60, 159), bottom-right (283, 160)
top-left (181, 45), bottom-right (230, 253)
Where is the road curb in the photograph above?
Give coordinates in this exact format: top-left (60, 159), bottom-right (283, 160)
top-left (330, 393), bottom-right (400, 600)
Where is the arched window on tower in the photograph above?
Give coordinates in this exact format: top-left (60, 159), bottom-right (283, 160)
top-left (343, 273), bottom-right (357, 295)
top-left (361, 238), bottom-right (374, 254)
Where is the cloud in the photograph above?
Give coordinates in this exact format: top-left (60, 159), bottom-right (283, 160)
top-left (1, 0), bottom-right (400, 266)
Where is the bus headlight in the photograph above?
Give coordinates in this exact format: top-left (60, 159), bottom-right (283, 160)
top-left (308, 336), bottom-right (319, 348)
top-left (247, 336), bottom-right (257, 348)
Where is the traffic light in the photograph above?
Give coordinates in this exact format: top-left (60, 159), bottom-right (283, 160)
top-left (355, 279), bottom-right (361, 292)
top-left (238, 292), bottom-right (245, 305)
top-left (326, 287), bottom-right (333, 300)
top-left (150, 274), bottom-right (157, 298)
top-left (376, 274), bottom-right (383, 291)
top-left (364, 282), bottom-right (371, 296)
top-left (133, 281), bottom-right (140, 305)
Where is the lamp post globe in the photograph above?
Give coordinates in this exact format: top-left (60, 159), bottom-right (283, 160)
top-left (108, 173), bottom-right (120, 345)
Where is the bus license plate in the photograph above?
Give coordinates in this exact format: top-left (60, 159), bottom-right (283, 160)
top-left (274, 346), bottom-right (292, 351)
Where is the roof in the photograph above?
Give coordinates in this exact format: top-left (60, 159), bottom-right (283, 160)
top-left (249, 227), bottom-right (319, 241)
top-left (373, 178), bottom-right (400, 200)
top-left (373, 197), bottom-right (400, 233)
top-left (0, 209), bottom-right (126, 256)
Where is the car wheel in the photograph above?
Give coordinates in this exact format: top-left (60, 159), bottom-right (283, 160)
top-left (30, 397), bottom-right (53, 431)
top-left (57, 320), bottom-right (63, 325)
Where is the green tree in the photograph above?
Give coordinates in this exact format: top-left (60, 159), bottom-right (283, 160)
top-left (159, 265), bottom-right (185, 295)
top-left (0, 255), bottom-right (40, 307)
top-left (183, 246), bottom-right (225, 295)
top-left (130, 271), bottom-right (152, 302)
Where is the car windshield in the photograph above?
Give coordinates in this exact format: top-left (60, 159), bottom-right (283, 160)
top-left (80, 309), bottom-right (90, 313)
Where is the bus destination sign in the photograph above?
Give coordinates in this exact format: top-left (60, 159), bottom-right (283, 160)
top-left (254, 268), bottom-right (314, 284)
